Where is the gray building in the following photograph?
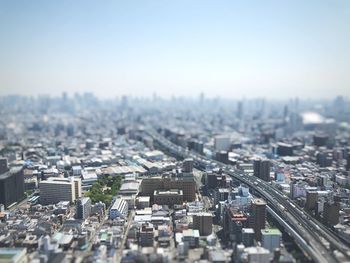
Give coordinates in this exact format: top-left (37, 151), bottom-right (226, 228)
top-left (76, 197), bottom-right (92, 219)
top-left (0, 162), bottom-right (25, 209)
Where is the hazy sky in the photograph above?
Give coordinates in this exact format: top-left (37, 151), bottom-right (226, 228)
top-left (0, 0), bottom-right (349, 99)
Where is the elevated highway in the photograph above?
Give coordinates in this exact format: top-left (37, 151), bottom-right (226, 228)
top-left (146, 127), bottom-right (350, 263)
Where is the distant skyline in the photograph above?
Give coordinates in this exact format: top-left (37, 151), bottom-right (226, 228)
top-left (0, 0), bottom-right (350, 99)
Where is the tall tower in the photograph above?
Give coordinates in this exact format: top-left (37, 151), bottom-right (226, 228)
top-left (249, 198), bottom-right (267, 241)
top-left (253, 159), bottom-right (271, 182)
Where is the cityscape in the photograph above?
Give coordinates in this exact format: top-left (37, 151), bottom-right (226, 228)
top-left (0, 95), bottom-right (350, 262)
top-left (1, 1), bottom-right (350, 262)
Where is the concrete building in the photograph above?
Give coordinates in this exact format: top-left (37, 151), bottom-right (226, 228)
top-left (73, 178), bottom-right (82, 200)
top-left (140, 175), bottom-right (196, 201)
top-left (253, 159), bottom-right (271, 182)
top-left (313, 134), bottom-right (328, 147)
top-left (277, 142), bottom-right (294, 156)
top-left (139, 223), bottom-right (154, 247)
top-left (0, 248), bottom-right (27, 263)
top-left (216, 151), bottom-right (229, 164)
top-left (261, 228), bottom-right (282, 252)
top-left (243, 246), bottom-right (270, 263)
top-left (154, 189), bottom-right (183, 206)
top-left (136, 196), bottom-right (150, 209)
top-left (214, 135), bottom-right (231, 151)
top-left (249, 198), bottom-right (266, 241)
top-left (39, 177), bottom-right (79, 205)
top-left (323, 201), bottom-right (340, 225)
top-left (109, 198), bottom-right (128, 219)
top-left (0, 164), bottom-right (25, 209)
top-left (182, 158), bottom-right (194, 173)
top-left (223, 207), bottom-right (248, 242)
top-left (192, 212), bottom-right (213, 236)
top-left (242, 228), bottom-right (255, 247)
top-left (76, 197), bottom-right (91, 220)
top-left (305, 190), bottom-right (318, 211)
top-left (0, 158), bottom-right (8, 174)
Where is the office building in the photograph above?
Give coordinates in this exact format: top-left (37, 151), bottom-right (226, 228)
top-left (261, 228), bottom-right (282, 252)
top-left (305, 191), bottom-right (318, 211)
top-left (277, 143), bottom-right (294, 156)
top-left (313, 134), bottom-right (328, 147)
top-left (109, 198), bottom-right (128, 219)
top-left (139, 223), bottom-right (154, 247)
top-left (154, 189), bottom-right (183, 206)
top-left (214, 135), bottom-right (231, 151)
top-left (73, 178), bottom-right (82, 200)
top-left (253, 159), bottom-right (271, 182)
top-left (323, 201), bottom-right (340, 225)
top-left (223, 207), bottom-right (248, 242)
top-left (215, 151), bottom-right (229, 164)
top-left (243, 246), bottom-right (270, 263)
top-left (0, 165), bottom-right (25, 209)
top-left (249, 198), bottom-right (266, 241)
top-left (76, 197), bottom-right (91, 220)
top-left (192, 212), bottom-right (213, 236)
top-left (242, 228), bottom-right (255, 247)
top-left (182, 158), bottom-right (193, 173)
top-left (140, 175), bottom-right (196, 201)
top-left (188, 139), bottom-right (204, 154)
top-left (0, 158), bottom-right (8, 174)
top-left (39, 177), bottom-right (78, 205)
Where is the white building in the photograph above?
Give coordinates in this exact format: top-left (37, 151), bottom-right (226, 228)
top-left (109, 198), bottom-right (128, 219)
top-left (39, 177), bottom-right (81, 205)
top-left (261, 228), bottom-right (282, 252)
top-left (243, 246), bottom-right (270, 263)
top-left (214, 135), bottom-right (231, 152)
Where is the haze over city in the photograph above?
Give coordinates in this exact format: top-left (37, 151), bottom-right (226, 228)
top-left (1, 1), bottom-right (350, 263)
top-left (1, 0), bottom-right (350, 99)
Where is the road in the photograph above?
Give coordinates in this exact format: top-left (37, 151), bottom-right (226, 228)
top-left (116, 211), bottom-right (134, 263)
top-left (145, 127), bottom-right (350, 263)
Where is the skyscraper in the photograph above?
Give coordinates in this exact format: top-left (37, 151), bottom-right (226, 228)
top-left (253, 159), bottom-right (271, 182)
top-left (182, 158), bottom-right (194, 173)
top-left (0, 164), bottom-right (25, 209)
top-left (249, 198), bottom-right (267, 241)
top-left (76, 197), bottom-right (92, 220)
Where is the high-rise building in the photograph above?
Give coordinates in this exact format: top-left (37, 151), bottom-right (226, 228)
top-left (323, 201), bottom-right (340, 225)
top-left (0, 165), bottom-right (25, 209)
top-left (214, 135), bottom-right (231, 152)
top-left (73, 178), bottom-right (82, 200)
top-left (305, 191), bottom-right (318, 211)
top-left (313, 134), bottom-right (328, 147)
top-left (346, 151), bottom-right (350, 171)
top-left (76, 197), bottom-right (91, 220)
top-left (215, 151), bottom-right (229, 164)
top-left (0, 158), bottom-right (8, 174)
top-left (242, 228), bottom-right (255, 247)
top-left (182, 158), bottom-right (193, 173)
top-left (39, 177), bottom-right (78, 205)
top-left (192, 212), bottom-right (213, 236)
top-left (276, 143), bottom-right (294, 156)
top-left (261, 228), bottom-right (282, 252)
top-left (139, 223), bottom-right (154, 247)
top-left (188, 140), bottom-right (204, 155)
top-left (253, 159), bottom-right (271, 182)
top-left (249, 198), bottom-right (266, 241)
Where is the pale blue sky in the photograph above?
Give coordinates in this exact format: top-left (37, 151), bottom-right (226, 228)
top-left (0, 0), bottom-right (349, 99)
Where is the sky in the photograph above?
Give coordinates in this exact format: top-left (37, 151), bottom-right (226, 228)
top-left (0, 0), bottom-right (349, 99)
